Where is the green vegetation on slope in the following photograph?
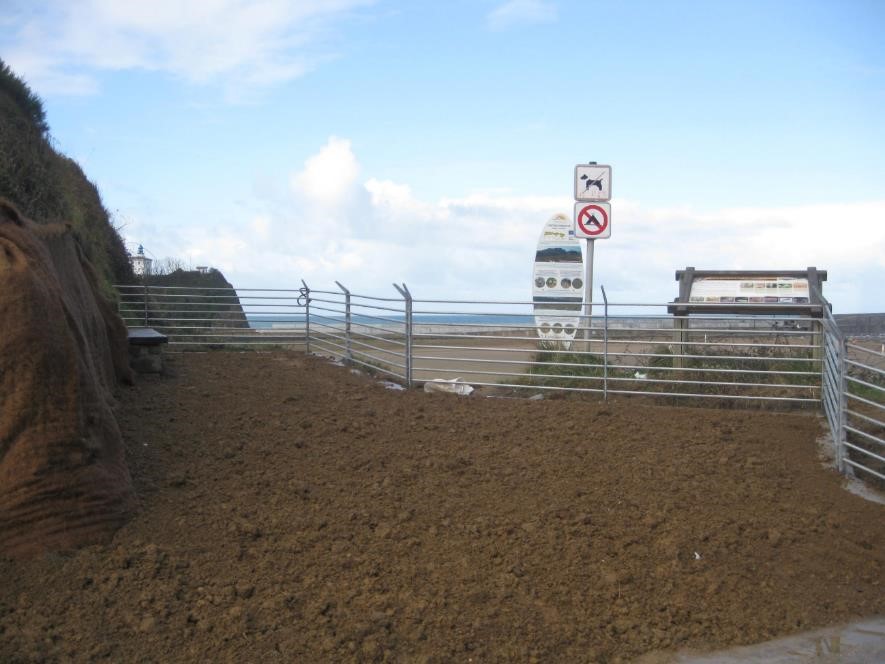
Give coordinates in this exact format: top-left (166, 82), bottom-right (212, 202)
top-left (0, 58), bottom-right (134, 291)
top-left (119, 268), bottom-right (249, 337)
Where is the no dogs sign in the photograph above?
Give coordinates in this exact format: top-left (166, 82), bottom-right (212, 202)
top-left (574, 202), bottom-right (611, 239)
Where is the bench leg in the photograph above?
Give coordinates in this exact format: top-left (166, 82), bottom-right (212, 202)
top-left (129, 344), bottom-right (164, 374)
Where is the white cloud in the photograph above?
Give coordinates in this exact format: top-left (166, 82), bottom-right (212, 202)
top-left (3, 50), bottom-right (100, 95)
top-left (1, 0), bottom-right (371, 96)
top-left (600, 200), bottom-right (885, 312)
top-left (487, 0), bottom-right (558, 30)
top-left (365, 178), bottom-right (439, 222)
top-left (250, 215), bottom-right (272, 240)
top-left (124, 138), bottom-right (885, 313)
top-left (292, 136), bottom-right (362, 207)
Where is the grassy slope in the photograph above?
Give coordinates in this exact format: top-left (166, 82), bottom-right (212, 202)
top-left (0, 59), bottom-right (134, 292)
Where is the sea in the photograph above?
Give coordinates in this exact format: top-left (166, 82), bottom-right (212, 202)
top-left (248, 314), bottom-right (536, 330)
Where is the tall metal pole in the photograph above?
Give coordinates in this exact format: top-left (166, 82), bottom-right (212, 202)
top-left (583, 238), bottom-right (595, 347)
top-left (335, 281), bottom-right (352, 365)
top-left (300, 279), bottom-right (310, 354)
top-left (402, 283), bottom-right (413, 389)
top-left (601, 284), bottom-right (608, 400)
top-left (393, 283), bottom-right (413, 389)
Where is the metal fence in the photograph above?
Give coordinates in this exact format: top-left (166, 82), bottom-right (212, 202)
top-left (116, 282), bottom-right (884, 485)
top-left (304, 282), bottom-right (410, 382)
top-left (116, 283), bottom-right (307, 348)
top-left (841, 341), bottom-right (885, 484)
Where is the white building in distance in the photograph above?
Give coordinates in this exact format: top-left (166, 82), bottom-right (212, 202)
top-left (130, 245), bottom-right (152, 276)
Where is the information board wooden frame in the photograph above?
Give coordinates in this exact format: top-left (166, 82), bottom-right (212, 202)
top-left (668, 267), bottom-right (828, 317)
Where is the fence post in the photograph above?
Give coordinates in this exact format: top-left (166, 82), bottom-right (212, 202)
top-left (814, 319), bottom-right (823, 400)
top-left (673, 316), bottom-right (687, 369)
top-left (393, 283), bottom-right (412, 388)
top-left (300, 280), bottom-right (311, 354)
top-left (811, 318), bottom-right (823, 369)
top-left (601, 285), bottom-right (609, 400)
top-left (335, 281), bottom-right (352, 365)
top-left (143, 283), bottom-right (149, 327)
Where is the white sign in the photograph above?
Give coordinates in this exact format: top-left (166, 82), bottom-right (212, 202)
top-left (574, 202), bottom-right (611, 239)
top-left (688, 277), bottom-right (810, 305)
top-left (532, 213), bottom-right (584, 346)
top-left (574, 164), bottom-right (612, 201)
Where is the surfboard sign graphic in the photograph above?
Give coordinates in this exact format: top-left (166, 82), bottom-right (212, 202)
top-left (532, 213), bottom-right (584, 347)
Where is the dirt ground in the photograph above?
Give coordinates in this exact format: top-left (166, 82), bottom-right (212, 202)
top-left (1, 351), bottom-right (884, 663)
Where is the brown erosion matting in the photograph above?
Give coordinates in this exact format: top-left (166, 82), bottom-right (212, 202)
top-left (1, 351), bottom-right (882, 662)
top-left (0, 199), bottom-right (132, 558)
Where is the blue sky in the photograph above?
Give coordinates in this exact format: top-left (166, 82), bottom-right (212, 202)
top-left (3, 0), bottom-right (884, 311)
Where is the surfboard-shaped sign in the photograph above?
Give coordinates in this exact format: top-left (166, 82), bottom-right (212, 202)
top-left (532, 213), bottom-right (584, 346)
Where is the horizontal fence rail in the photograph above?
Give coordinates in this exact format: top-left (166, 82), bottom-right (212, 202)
top-left (304, 284), bottom-right (409, 385)
top-left (116, 284), bottom-right (307, 348)
top-left (407, 298), bottom-right (823, 405)
top-left (115, 281), bottom-right (883, 487)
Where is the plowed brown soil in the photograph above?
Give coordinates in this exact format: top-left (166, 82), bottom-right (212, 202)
top-left (2, 351), bottom-right (884, 663)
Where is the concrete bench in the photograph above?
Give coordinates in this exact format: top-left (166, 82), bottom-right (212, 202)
top-left (127, 327), bottom-right (168, 374)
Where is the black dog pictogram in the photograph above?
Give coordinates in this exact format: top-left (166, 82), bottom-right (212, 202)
top-left (580, 173), bottom-right (604, 192)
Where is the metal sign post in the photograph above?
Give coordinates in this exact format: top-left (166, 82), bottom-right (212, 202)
top-left (583, 239), bottom-right (594, 344)
top-left (573, 162), bottom-right (612, 347)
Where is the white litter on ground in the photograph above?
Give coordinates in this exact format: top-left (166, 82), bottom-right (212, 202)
top-left (423, 378), bottom-right (474, 396)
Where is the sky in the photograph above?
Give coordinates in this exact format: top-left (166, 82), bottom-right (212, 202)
top-left (2, 0), bottom-right (884, 312)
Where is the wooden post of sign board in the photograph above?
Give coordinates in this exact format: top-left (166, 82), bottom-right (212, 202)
top-left (674, 318), bottom-right (687, 370)
top-left (672, 267), bottom-right (694, 370)
top-left (807, 267), bottom-right (824, 367)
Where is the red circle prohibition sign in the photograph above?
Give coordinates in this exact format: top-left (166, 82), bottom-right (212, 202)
top-left (577, 204), bottom-right (609, 236)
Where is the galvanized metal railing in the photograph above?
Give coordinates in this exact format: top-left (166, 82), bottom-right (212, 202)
top-left (818, 294), bottom-right (885, 484)
top-left (116, 284), bottom-right (307, 348)
top-left (821, 303), bottom-right (846, 472)
top-left (300, 283), bottom-right (409, 384)
top-left (408, 297), bottom-right (823, 404)
top-left (115, 281), bottom-right (883, 485)
top-left (842, 340), bottom-right (885, 483)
